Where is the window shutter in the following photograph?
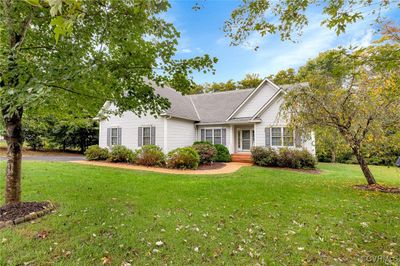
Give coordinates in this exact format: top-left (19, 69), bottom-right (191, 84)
top-left (222, 128), bottom-right (226, 145)
top-left (201, 129), bottom-right (205, 141)
top-left (151, 126), bottom-right (156, 145)
top-left (265, 127), bottom-right (271, 147)
top-left (138, 127), bottom-right (143, 147)
top-left (295, 130), bottom-right (302, 148)
top-left (117, 128), bottom-right (122, 145)
top-left (107, 128), bottom-right (111, 147)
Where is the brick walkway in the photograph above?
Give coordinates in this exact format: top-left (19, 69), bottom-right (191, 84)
top-left (72, 161), bottom-right (252, 175)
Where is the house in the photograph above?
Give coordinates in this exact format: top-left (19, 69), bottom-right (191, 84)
top-left (98, 79), bottom-right (315, 161)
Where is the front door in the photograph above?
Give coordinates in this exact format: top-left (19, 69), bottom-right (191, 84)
top-left (237, 129), bottom-right (254, 151)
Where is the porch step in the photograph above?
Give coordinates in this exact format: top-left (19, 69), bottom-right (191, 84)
top-left (231, 153), bottom-right (253, 163)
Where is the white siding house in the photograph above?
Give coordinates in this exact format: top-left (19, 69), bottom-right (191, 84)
top-left (98, 79), bottom-right (315, 155)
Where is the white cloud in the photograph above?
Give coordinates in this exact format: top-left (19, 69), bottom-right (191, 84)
top-left (180, 48), bottom-right (192, 53)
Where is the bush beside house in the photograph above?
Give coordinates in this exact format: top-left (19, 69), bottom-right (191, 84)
top-left (84, 145), bottom-right (109, 161)
top-left (214, 144), bottom-right (231, 162)
top-left (251, 146), bottom-right (316, 169)
top-left (85, 142), bottom-right (231, 169)
top-left (192, 142), bottom-right (217, 164)
top-left (135, 145), bottom-right (165, 166)
top-left (167, 147), bottom-right (200, 169)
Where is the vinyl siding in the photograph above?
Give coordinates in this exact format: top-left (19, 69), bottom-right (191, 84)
top-left (233, 83), bottom-right (278, 118)
top-left (254, 95), bottom-right (315, 154)
top-left (166, 117), bottom-right (196, 152)
top-left (99, 105), bottom-right (164, 151)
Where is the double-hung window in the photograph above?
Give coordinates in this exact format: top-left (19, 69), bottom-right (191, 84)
top-left (143, 127), bottom-right (151, 145)
top-left (267, 127), bottom-right (295, 147)
top-left (201, 128), bottom-right (226, 145)
top-left (107, 127), bottom-right (121, 147)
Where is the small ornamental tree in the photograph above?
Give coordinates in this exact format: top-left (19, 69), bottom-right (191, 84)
top-left (282, 45), bottom-right (400, 185)
top-left (0, 1), bottom-right (216, 204)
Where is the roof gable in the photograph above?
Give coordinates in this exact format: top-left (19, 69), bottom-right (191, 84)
top-left (227, 78), bottom-right (280, 120)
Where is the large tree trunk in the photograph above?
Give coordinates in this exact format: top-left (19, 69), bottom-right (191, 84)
top-left (3, 108), bottom-right (24, 204)
top-left (352, 147), bottom-right (377, 185)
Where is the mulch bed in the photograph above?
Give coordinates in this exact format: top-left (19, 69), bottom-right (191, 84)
top-left (354, 184), bottom-right (400, 194)
top-left (198, 162), bottom-right (226, 171)
top-left (0, 201), bottom-right (54, 226)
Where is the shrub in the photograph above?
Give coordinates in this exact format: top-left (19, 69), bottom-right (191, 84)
top-left (251, 146), bottom-right (316, 169)
top-left (214, 144), bottom-right (231, 162)
top-left (297, 149), bottom-right (317, 169)
top-left (136, 145), bottom-right (165, 166)
top-left (108, 145), bottom-right (134, 163)
top-left (193, 141), bottom-right (212, 145)
top-left (192, 142), bottom-right (217, 164)
top-left (85, 145), bottom-right (109, 161)
top-left (251, 146), bottom-right (278, 167)
top-left (167, 147), bottom-right (200, 169)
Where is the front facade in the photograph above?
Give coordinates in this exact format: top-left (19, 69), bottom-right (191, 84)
top-left (99, 79), bottom-right (315, 155)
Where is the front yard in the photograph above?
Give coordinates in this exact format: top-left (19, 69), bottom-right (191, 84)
top-left (1, 162), bottom-right (399, 265)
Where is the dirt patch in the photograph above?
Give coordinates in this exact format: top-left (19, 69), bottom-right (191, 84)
top-left (0, 202), bottom-right (52, 222)
top-left (198, 163), bottom-right (226, 171)
top-left (354, 184), bottom-right (400, 194)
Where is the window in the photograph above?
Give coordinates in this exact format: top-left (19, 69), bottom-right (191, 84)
top-left (143, 127), bottom-right (151, 145)
top-left (271, 127), bottom-right (282, 146)
top-left (283, 128), bottom-right (294, 146)
top-left (201, 128), bottom-right (226, 145)
top-left (205, 129), bottom-right (213, 143)
top-left (269, 127), bottom-right (294, 147)
top-left (111, 128), bottom-right (119, 145)
top-left (108, 127), bottom-right (121, 147)
top-left (214, 129), bottom-right (222, 144)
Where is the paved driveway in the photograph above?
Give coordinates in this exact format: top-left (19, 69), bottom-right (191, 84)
top-left (0, 155), bottom-right (85, 162)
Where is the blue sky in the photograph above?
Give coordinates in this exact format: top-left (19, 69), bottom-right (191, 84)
top-left (167, 0), bottom-right (400, 84)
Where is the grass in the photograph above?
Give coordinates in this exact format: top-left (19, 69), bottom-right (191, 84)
top-left (0, 162), bottom-right (400, 265)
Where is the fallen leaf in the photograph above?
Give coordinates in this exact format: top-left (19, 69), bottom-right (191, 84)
top-left (101, 256), bottom-right (111, 265)
top-left (37, 230), bottom-right (49, 239)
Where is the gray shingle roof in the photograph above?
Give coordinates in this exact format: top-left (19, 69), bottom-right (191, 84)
top-left (188, 89), bottom-right (253, 123)
top-left (155, 85), bottom-right (200, 121)
top-left (155, 85), bottom-right (253, 122)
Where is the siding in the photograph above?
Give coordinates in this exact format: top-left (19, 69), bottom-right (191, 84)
top-left (166, 117), bottom-right (196, 152)
top-left (99, 106), bottom-right (164, 151)
top-left (234, 83), bottom-right (278, 118)
top-left (254, 95), bottom-right (315, 154)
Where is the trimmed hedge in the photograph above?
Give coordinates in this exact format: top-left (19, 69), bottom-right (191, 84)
top-left (167, 147), bottom-right (200, 169)
top-left (214, 144), bottom-right (231, 162)
top-left (192, 142), bottom-right (217, 164)
top-left (136, 145), bottom-right (165, 166)
top-left (84, 145), bottom-right (109, 161)
top-left (108, 145), bottom-right (135, 163)
top-left (251, 146), bottom-right (316, 169)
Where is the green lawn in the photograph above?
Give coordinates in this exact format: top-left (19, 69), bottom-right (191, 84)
top-left (1, 162), bottom-right (399, 265)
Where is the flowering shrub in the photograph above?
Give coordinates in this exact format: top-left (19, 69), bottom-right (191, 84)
top-left (192, 142), bottom-right (217, 164)
top-left (84, 145), bottom-right (109, 161)
top-left (167, 147), bottom-right (200, 169)
top-left (136, 145), bottom-right (165, 166)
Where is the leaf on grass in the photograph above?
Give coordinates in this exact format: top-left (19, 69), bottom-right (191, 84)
top-left (37, 230), bottom-right (49, 239)
top-left (101, 256), bottom-right (111, 265)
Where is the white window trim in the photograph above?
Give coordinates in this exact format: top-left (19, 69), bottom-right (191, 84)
top-left (201, 127), bottom-right (225, 145)
top-left (141, 125), bottom-right (153, 146)
top-left (110, 127), bottom-right (120, 146)
top-left (270, 126), bottom-right (295, 147)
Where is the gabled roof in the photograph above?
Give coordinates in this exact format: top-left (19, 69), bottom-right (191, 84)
top-left (153, 81), bottom-right (307, 123)
top-left (188, 89), bottom-right (253, 123)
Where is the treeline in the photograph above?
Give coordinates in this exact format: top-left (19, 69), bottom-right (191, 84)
top-left (190, 68), bottom-right (302, 94)
top-left (0, 117), bottom-right (98, 153)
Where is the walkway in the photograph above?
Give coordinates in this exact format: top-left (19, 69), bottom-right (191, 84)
top-left (72, 161), bottom-right (252, 175)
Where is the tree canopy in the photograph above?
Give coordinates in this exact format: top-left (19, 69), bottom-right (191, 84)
top-left (0, 0), bottom-right (216, 203)
top-left (282, 44), bottom-right (400, 185)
